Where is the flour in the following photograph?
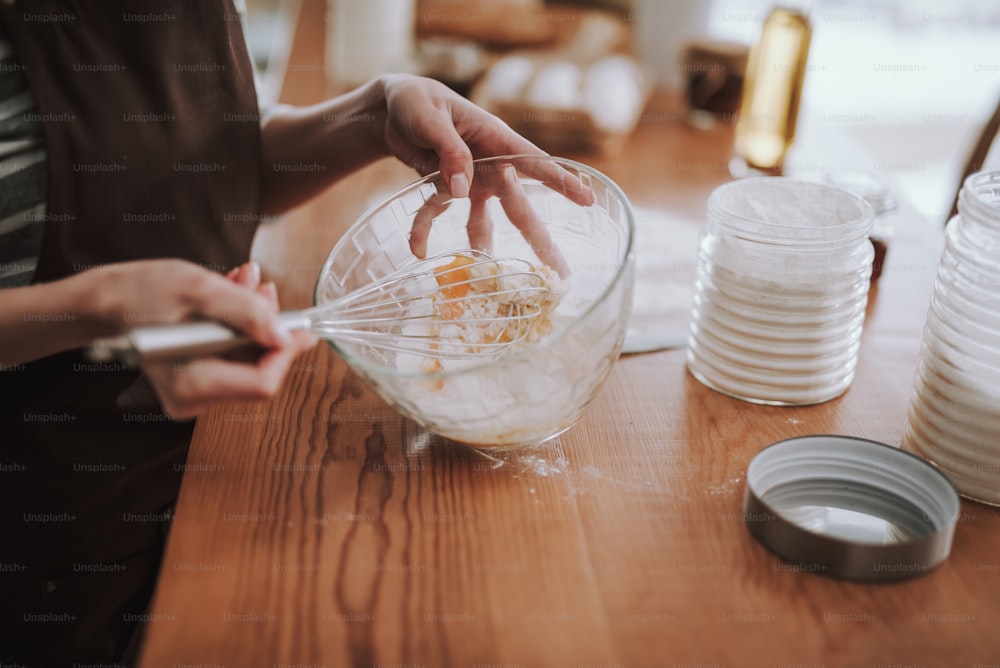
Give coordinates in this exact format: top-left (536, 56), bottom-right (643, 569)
top-left (687, 178), bottom-right (874, 405)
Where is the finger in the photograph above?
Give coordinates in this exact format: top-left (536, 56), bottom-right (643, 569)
top-left (163, 346), bottom-right (302, 408)
top-left (497, 165), bottom-right (571, 277)
top-left (466, 191), bottom-right (493, 255)
top-left (191, 274), bottom-right (290, 349)
top-left (416, 107), bottom-right (474, 198)
top-left (408, 190), bottom-right (451, 258)
top-left (255, 283), bottom-right (317, 345)
top-left (243, 262), bottom-right (261, 287)
top-left (513, 157), bottom-right (595, 207)
top-left (448, 98), bottom-right (594, 206)
top-left (257, 281), bottom-right (279, 307)
top-left (466, 155), bottom-right (592, 211)
top-left (451, 96), bottom-right (547, 160)
top-left (457, 114), bottom-right (595, 207)
top-left (289, 328), bottom-right (319, 350)
top-left (227, 262), bottom-right (261, 287)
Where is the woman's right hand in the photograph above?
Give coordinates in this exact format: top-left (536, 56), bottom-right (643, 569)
top-left (127, 261), bottom-right (317, 419)
top-left (0, 259), bottom-right (316, 419)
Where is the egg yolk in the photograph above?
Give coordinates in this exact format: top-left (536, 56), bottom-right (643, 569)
top-left (433, 255), bottom-right (477, 319)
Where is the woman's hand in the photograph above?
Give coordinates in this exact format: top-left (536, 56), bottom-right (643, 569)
top-left (260, 73), bottom-right (586, 222)
top-left (380, 74), bottom-right (545, 198)
top-left (379, 75), bottom-right (592, 267)
top-left (134, 261), bottom-right (317, 419)
top-left (258, 74), bottom-right (591, 269)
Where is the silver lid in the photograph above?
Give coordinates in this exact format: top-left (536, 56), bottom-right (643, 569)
top-left (744, 435), bottom-right (960, 582)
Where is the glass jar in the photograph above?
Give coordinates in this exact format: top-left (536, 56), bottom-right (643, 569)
top-left (686, 177), bottom-right (874, 405)
top-left (902, 169), bottom-right (1000, 506)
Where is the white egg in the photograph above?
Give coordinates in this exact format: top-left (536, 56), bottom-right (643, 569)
top-left (584, 56), bottom-right (644, 132)
top-left (483, 56), bottom-right (535, 102)
top-left (526, 61), bottom-right (584, 109)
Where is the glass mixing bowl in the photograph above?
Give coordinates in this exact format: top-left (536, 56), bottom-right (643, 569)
top-left (315, 155), bottom-right (635, 449)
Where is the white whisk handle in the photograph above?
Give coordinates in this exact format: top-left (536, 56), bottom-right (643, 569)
top-left (86, 311), bottom-right (314, 367)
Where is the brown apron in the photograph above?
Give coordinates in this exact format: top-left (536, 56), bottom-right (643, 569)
top-left (0, 2), bottom-right (262, 664)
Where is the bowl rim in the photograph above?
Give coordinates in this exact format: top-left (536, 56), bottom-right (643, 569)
top-left (313, 154), bottom-right (637, 380)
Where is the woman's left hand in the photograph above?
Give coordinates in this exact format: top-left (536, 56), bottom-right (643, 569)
top-left (260, 73), bottom-right (590, 267)
top-left (379, 75), bottom-right (593, 266)
top-left (380, 74), bottom-right (545, 199)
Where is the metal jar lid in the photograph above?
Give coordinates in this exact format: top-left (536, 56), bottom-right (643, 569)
top-left (744, 435), bottom-right (960, 582)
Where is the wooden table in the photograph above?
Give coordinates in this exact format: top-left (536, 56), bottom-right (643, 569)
top-left (138, 4), bottom-right (1000, 667)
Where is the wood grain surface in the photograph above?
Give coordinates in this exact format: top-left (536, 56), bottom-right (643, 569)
top-left (138, 2), bottom-right (1000, 666)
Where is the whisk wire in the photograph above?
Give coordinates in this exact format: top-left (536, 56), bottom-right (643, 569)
top-left (302, 251), bottom-right (553, 360)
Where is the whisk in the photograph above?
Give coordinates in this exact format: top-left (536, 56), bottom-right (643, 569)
top-left (86, 250), bottom-right (553, 367)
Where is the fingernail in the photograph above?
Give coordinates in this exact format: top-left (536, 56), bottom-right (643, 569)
top-left (450, 172), bottom-right (470, 198)
top-left (502, 165), bottom-right (518, 186)
top-left (248, 262), bottom-right (261, 286)
top-left (408, 233), bottom-right (427, 259)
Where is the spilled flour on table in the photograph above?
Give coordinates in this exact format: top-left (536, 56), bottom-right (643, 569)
top-left (513, 453), bottom-right (570, 478)
top-left (468, 440), bottom-right (582, 498)
top-left (471, 440), bottom-right (570, 477)
top-left (705, 475), bottom-right (745, 497)
top-left (468, 440), bottom-right (700, 502)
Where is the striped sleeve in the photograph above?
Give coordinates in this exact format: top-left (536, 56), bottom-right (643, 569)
top-left (0, 33), bottom-right (47, 289)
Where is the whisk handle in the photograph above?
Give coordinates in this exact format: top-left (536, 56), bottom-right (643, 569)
top-left (86, 311), bottom-right (313, 367)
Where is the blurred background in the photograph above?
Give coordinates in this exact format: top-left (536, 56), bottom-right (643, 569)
top-left (241, 0), bottom-right (1000, 229)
